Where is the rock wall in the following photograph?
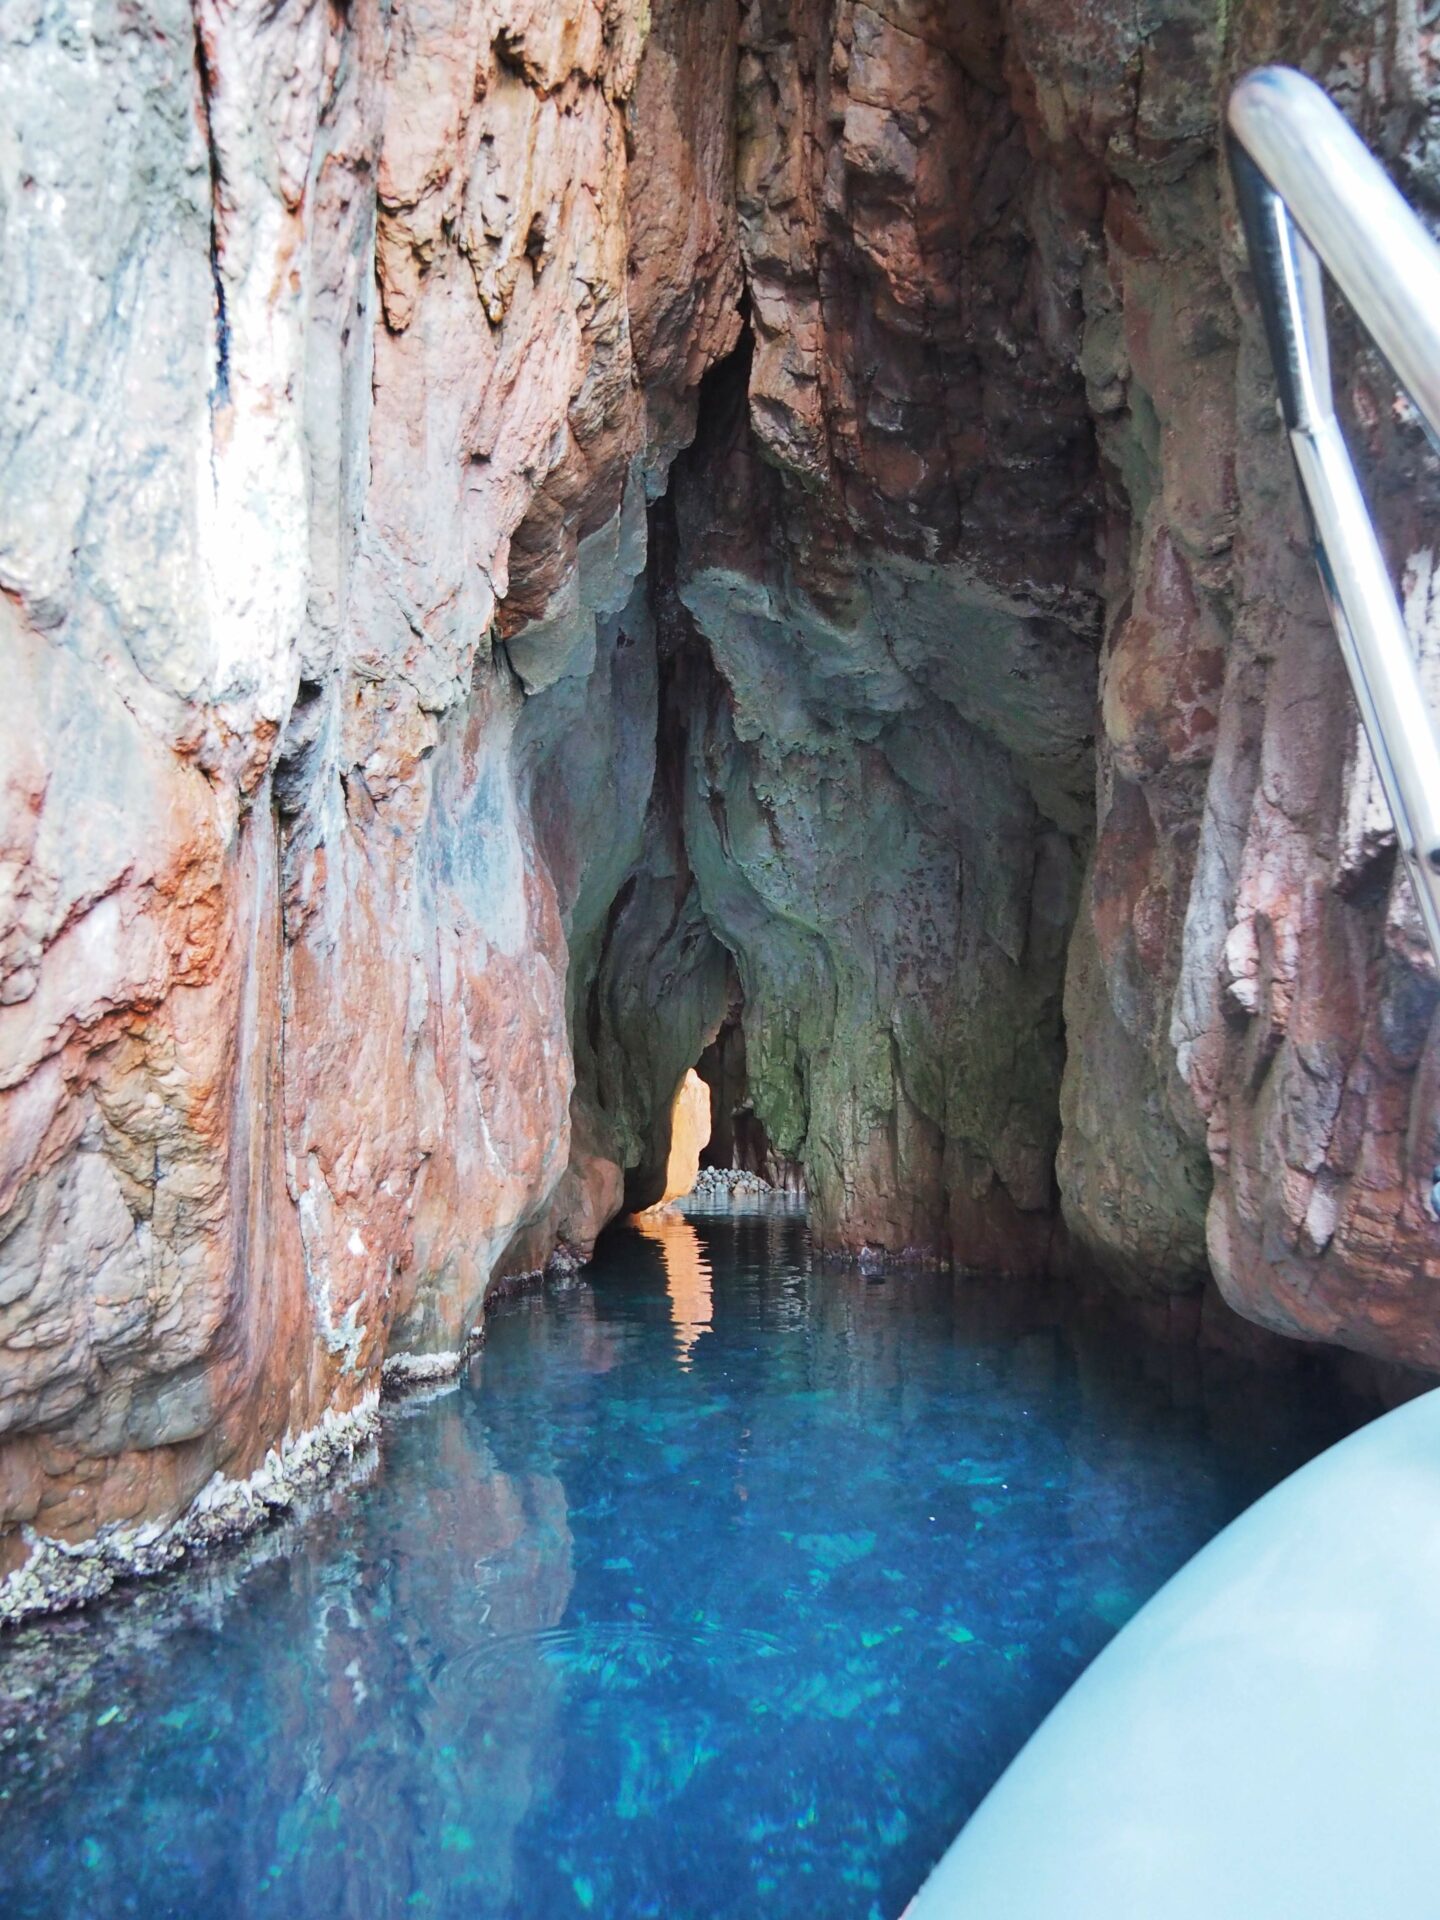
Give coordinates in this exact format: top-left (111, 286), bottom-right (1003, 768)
top-left (664, 0), bottom-right (1440, 1365)
top-left (0, 0), bottom-right (740, 1608)
top-left (669, 1), bottom-right (1103, 1264)
top-left (1009, 0), bottom-right (1440, 1368)
top-left (4, 0), bottom-right (1440, 1611)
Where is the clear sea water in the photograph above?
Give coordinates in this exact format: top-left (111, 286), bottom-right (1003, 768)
top-left (0, 1203), bottom-right (1364, 1919)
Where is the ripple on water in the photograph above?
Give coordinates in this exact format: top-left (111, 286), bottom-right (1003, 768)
top-left (436, 1620), bottom-right (792, 1689)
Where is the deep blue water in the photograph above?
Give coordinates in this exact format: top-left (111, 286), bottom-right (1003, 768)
top-left (0, 1204), bottom-right (1364, 1919)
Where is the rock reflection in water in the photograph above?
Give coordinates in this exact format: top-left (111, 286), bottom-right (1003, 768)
top-left (0, 1212), bottom-right (1368, 1920)
top-left (633, 1207), bottom-right (714, 1367)
top-left (0, 1384), bottom-right (576, 1920)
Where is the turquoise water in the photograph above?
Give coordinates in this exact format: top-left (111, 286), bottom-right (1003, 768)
top-left (0, 1205), bottom-right (1362, 1918)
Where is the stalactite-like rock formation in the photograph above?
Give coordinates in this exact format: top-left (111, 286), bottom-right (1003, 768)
top-left (3, 0), bottom-right (1440, 1612)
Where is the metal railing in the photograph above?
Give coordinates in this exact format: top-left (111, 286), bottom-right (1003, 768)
top-left (1228, 65), bottom-right (1440, 970)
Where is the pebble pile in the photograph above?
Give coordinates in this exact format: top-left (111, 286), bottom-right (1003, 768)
top-left (688, 1166), bottom-right (774, 1198)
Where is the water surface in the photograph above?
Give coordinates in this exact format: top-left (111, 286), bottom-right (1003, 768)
top-left (0, 1206), bottom-right (1364, 1918)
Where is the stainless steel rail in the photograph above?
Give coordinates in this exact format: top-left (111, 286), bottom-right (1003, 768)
top-left (1228, 65), bottom-right (1440, 969)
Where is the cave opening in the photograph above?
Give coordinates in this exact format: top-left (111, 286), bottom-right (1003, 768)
top-left (693, 985), bottom-right (778, 1182)
top-left (576, 283), bottom-right (1100, 1273)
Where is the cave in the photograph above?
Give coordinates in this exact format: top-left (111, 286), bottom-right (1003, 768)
top-left (4, 0), bottom-right (1440, 1910)
top-left (692, 969), bottom-right (797, 1187)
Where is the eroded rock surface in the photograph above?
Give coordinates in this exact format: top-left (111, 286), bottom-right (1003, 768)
top-left (4, 0), bottom-right (1440, 1611)
top-left (1013, 0), bottom-right (1440, 1365)
top-left (0, 0), bottom-right (739, 1605)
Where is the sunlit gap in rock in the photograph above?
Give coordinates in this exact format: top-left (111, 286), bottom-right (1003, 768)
top-left (634, 1069), bottom-right (717, 1370)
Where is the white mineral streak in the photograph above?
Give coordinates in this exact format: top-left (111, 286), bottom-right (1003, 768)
top-left (380, 1351), bottom-right (464, 1387)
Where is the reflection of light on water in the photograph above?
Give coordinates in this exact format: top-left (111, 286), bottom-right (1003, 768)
top-left (634, 1211), bottom-right (713, 1367)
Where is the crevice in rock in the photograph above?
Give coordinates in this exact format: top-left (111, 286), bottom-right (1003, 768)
top-left (191, 6), bottom-right (230, 410)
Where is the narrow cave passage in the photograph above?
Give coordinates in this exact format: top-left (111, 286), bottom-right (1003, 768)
top-left (693, 992), bottom-right (799, 1191)
top-left (569, 315), bottom-right (1097, 1277)
top-left (8, 0), bottom-right (1440, 1911)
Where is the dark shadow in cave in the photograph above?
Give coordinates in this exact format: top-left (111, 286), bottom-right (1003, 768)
top-left (692, 958), bottom-right (804, 1195)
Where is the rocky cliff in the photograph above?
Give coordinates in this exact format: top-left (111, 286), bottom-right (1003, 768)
top-left (3, 0), bottom-right (1439, 1616)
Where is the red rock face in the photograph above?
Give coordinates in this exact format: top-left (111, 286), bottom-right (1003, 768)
top-left (4, 0), bottom-right (1440, 1612)
top-left (0, 0), bottom-right (740, 1608)
top-left (1012, 0), bottom-right (1440, 1365)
